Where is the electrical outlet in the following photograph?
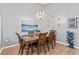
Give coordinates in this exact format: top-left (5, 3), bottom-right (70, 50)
top-left (5, 39), bottom-right (8, 42)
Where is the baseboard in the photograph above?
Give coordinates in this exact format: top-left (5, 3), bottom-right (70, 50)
top-left (74, 46), bottom-right (79, 49)
top-left (1, 44), bottom-right (19, 49)
top-left (56, 41), bottom-right (68, 46)
top-left (56, 41), bottom-right (79, 49)
top-left (0, 44), bottom-right (19, 54)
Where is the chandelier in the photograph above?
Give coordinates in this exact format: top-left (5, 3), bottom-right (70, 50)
top-left (35, 10), bottom-right (47, 20)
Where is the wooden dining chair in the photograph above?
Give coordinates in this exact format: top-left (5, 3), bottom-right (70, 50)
top-left (32, 33), bottom-right (47, 54)
top-left (46, 30), bottom-right (56, 51)
top-left (28, 30), bottom-right (34, 37)
top-left (51, 30), bottom-right (56, 46)
top-left (15, 32), bottom-right (30, 55)
top-left (34, 30), bottom-right (41, 36)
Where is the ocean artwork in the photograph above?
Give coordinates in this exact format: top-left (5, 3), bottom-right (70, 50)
top-left (22, 24), bottom-right (38, 32)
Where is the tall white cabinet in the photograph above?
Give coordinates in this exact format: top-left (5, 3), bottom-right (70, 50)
top-left (0, 16), bottom-right (1, 43)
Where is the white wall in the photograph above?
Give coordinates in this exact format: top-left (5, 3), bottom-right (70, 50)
top-left (0, 16), bottom-right (1, 44)
top-left (0, 3), bottom-right (43, 47)
top-left (44, 3), bottom-right (79, 47)
top-left (1, 3), bottom-right (79, 48)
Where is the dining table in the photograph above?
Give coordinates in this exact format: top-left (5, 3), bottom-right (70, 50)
top-left (21, 35), bottom-right (38, 45)
top-left (21, 32), bottom-right (49, 45)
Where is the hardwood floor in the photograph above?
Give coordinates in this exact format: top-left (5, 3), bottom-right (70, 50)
top-left (1, 43), bottom-right (79, 55)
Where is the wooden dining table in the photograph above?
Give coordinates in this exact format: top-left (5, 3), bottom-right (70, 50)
top-left (21, 35), bottom-right (38, 44)
top-left (21, 32), bottom-right (48, 44)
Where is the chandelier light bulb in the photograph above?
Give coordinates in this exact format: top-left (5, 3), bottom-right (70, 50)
top-left (35, 10), bottom-right (47, 20)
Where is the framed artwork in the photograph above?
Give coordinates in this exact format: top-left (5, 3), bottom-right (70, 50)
top-left (21, 24), bottom-right (38, 32)
top-left (68, 17), bottom-right (77, 28)
top-left (21, 19), bottom-right (38, 32)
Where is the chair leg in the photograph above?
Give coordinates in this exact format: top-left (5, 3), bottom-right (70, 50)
top-left (31, 45), bottom-right (33, 54)
top-left (37, 47), bottom-right (40, 55)
top-left (46, 42), bottom-right (50, 51)
top-left (51, 42), bottom-right (54, 49)
top-left (43, 45), bottom-right (46, 54)
top-left (54, 39), bottom-right (56, 46)
top-left (18, 46), bottom-right (22, 54)
top-left (18, 48), bottom-right (21, 54)
top-left (18, 45), bottom-right (21, 54)
top-left (21, 48), bottom-right (24, 55)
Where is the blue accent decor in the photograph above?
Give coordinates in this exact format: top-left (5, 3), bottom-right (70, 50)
top-left (66, 31), bottom-right (74, 48)
top-left (21, 24), bottom-right (38, 32)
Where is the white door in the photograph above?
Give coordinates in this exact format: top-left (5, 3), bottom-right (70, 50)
top-left (0, 16), bottom-right (1, 43)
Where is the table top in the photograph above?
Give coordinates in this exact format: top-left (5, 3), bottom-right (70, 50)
top-left (21, 35), bottom-right (38, 42)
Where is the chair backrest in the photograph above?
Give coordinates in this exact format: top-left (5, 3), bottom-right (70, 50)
top-left (50, 30), bottom-right (55, 34)
top-left (38, 33), bottom-right (47, 46)
top-left (15, 32), bottom-right (23, 44)
top-left (48, 30), bottom-right (56, 42)
top-left (34, 30), bottom-right (41, 36)
top-left (28, 30), bottom-right (34, 37)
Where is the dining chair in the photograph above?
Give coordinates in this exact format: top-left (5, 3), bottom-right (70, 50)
top-left (32, 33), bottom-right (47, 54)
top-left (15, 32), bottom-right (30, 55)
top-left (51, 30), bottom-right (56, 46)
top-left (46, 30), bottom-right (56, 51)
top-left (28, 30), bottom-right (34, 37)
top-left (34, 30), bottom-right (41, 36)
